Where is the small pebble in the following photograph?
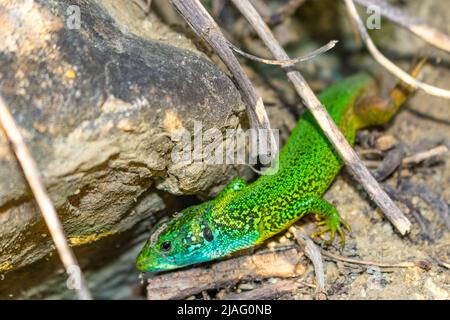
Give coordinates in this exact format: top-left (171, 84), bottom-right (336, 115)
top-left (238, 283), bottom-right (255, 290)
top-left (375, 135), bottom-right (397, 151)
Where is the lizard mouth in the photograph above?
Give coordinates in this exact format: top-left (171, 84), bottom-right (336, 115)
top-left (136, 258), bottom-right (179, 272)
top-left (135, 258), bottom-right (151, 272)
top-left (136, 246), bottom-right (177, 272)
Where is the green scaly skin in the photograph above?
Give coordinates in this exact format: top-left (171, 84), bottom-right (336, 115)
top-left (136, 72), bottom-right (410, 272)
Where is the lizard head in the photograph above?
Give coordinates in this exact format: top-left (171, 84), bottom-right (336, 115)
top-left (136, 202), bottom-right (220, 272)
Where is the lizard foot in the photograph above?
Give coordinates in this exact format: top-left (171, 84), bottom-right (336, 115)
top-left (312, 213), bottom-right (351, 248)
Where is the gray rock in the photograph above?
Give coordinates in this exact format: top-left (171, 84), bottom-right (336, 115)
top-left (0, 0), bottom-right (244, 281)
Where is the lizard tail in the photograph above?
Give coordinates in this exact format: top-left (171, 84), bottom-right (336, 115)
top-left (353, 58), bottom-right (427, 128)
top-left (389, 57), bottom-right (427, 108)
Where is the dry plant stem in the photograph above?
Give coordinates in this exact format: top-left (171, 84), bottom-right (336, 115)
top-left (231, 0), bottom-right (412, 235)
top-left (354, 0), bottom-right (450, 53)
top-left (321, 250), bottom-right (418, 268)
top-left (169, 0), bottom-right (277, 155)
top-left (345, 1), bottom-right (364, 47)
top-left (0, 95), bottom-right (92, 300)
top-left (344, 0), bottom-right (450, 99)
top-left (362, 145), bottom-right (448, 169)
top-left (147, 246), bottom-right (305, 300)
top-left (402, 145), bottom-right (449, 165)
top-left (229, 40), bottom-right (338, 66)
top-left (292, 228), bottom-right (326, 295)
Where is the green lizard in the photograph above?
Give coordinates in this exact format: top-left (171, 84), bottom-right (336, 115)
top-left (136, 63), bottom-right (422, 272)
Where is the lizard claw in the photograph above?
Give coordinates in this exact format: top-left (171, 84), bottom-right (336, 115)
top-left (311, 215), bottom-right (351, 248)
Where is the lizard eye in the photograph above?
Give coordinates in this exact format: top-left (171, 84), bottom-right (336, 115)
top-left (160, 241), bottom-right (172, 251)
top-left (203, 226), bottom-right (214, 242)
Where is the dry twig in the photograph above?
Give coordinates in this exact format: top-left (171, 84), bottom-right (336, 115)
top-left (372, 146), bottom-right (405, 181)
top-left (0, 96), bottom-right (92, 300)
top-left (230, 0), bottom-right (412, 235)
top-left (344, 0), bottom-right (450, 99)
top-left (146, 246), bottom-right (305, 300)
top-left (403, 145), bottom-right (449, 165)
top-left (321, 250), bottom-right (428, 269)
top-left (229, 40), bottom-right (338, 66)
top-left (170, 0), bottom-right (278, 155)
top-left (354, 0), bottom-right (450, 53)
top-left (292, 228), bottom-right (326, 297)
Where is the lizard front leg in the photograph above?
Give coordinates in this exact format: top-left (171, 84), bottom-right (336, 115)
top-left (260, 196), bottom-right (351, 247)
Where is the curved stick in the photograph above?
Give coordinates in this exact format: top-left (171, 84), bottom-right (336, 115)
top-left (0, 95), bottom-right (92, 300)
top-left (345, 0), bottom-right (450, 99)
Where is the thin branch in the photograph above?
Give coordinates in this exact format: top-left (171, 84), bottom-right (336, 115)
top-left (362, 145), bottom-right (448, 178)
top-left (354, 0), bottom-right (450, 53)
top-left (372, 146), bottom-right (405, 181)
top-left (230, 0), bottom-right (412, 235)
top-left (146, 246), bottom-right (305, 300)
top-left (229, 40), bottom-right (338, 66)
top-left (292, 228), bottom-right (326, 297)
top-left (402, 145), bottom-right (449, 165)
top-left (321, 250), bottom-right (426, 269)
top-left (344, 0), bottom-right (450, 99)
top-left (169, 0), bottom-right (278, 156)
top-left (0, 95), bottom-right (92, 300)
